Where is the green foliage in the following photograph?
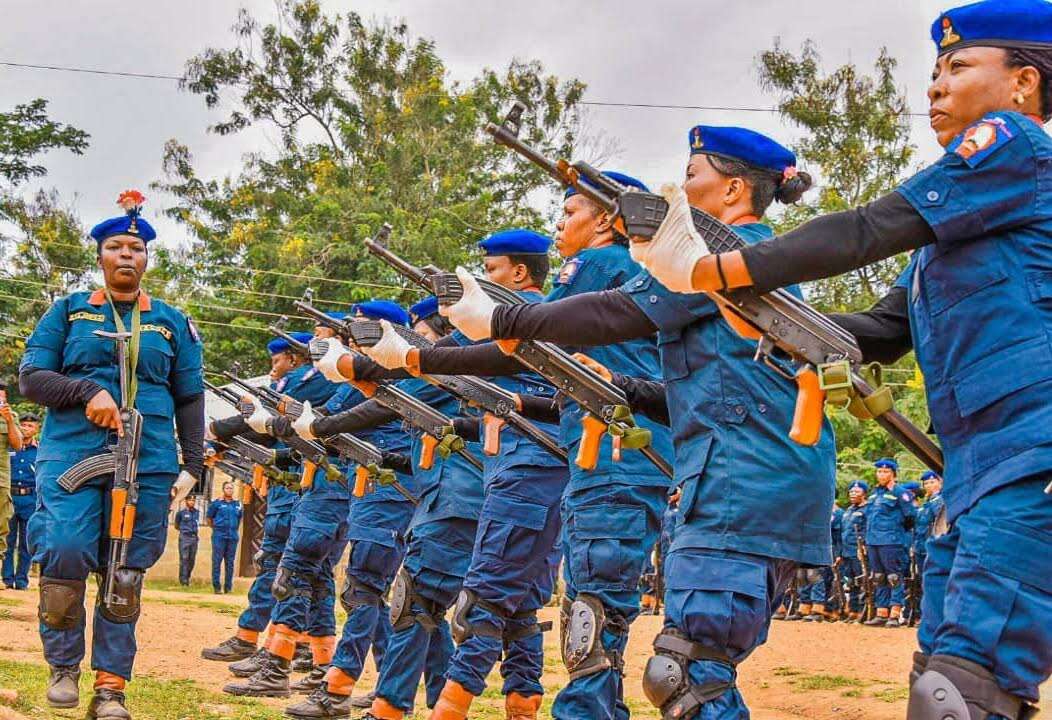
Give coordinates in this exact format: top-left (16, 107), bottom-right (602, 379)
top-left (0, 99), bottom-right (89, 188)
top-left (757, 41), bottom-right (935, 486)
top-left (154, 0), bottom-right (586, 376)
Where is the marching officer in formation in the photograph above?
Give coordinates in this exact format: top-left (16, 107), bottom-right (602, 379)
top-left (14, 1), bottom-right (1052, 718)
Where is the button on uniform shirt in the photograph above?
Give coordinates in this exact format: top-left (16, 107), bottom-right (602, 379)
top-left (207, 498), bottom-right (242, 539)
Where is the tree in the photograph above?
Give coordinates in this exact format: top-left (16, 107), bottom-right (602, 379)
top-left (154, 0), bottom-right (588, 375)
top-left (0, 99), bottom-right (89, 188)
top-left (756, 41), bottom-right (932, 493)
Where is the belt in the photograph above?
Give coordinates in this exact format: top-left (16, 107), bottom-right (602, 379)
top-left (11, 486), bottom-right (35, 496)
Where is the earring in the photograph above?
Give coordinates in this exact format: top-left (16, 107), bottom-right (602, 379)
top-left (1014, 92), bottom-right (1026, 105)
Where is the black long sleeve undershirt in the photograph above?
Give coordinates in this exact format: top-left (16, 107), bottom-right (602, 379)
top-left (611, 373), bottom-right (671, 427)
top-left (312, 399), bottom-right (400, 438)
top-left (416, 342), bottom-right (530, 378)
top-left (19, 367), bottom-right (104, 408)
top-left (828, 287), bottom-right (914, 365)
top-left (491, 289), bottom-right (657, 346)
top-left (740, 191), bottom-right (934, 294)
top-left (175, 393), bottom-right (205, 479)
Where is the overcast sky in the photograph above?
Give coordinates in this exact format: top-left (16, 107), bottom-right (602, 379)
top-left (1, 0), bottom-right (959, 254)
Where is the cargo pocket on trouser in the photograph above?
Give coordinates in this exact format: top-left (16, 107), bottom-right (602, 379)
top-left (568, 503), bottom-right (647, 593)
top-left (286, 515), bottom-right (343, 575)
top-left (469, 493), bottom-right (550, 607)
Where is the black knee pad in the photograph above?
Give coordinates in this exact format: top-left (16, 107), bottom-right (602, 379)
top-left (39, 577), bottom-right (86, 630)
top-left (338, 575), bottom-right (382, 613)
top-left (271, 567), bottom-right (312, 602)
top-left (907, 655), bottom-right (1038, 720)
top-left (98, 568), bottom-right (144, 624)
top-left (450, 589), bottom-right (505, 644)
top-left (253, 550), bottom-right (280, 574)
top-left (643, 628), bottom-right (736, 720)
top-left (562, 594), bottom-right (626, 681)
top-left (389, 567), bottom-right (416, 631)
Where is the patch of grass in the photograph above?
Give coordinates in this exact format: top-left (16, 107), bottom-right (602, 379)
top-left (872, 686), bottom-right (909, 703)
top-left (143, 578), bottom-right (235, 595)
top-left (0, 609), bottom-right (11, 621)
top-left (773, 666), bottom-right (801, 677)
top-left (841, 689), bottom-right (864, 698)
top-left (145, 596), bottom-right (242, 617)
top-left (0, 596), bottom-right (22, 607)
top-left (0, 658), bottom-right (284, 719)
top-left (794, 674), bottom-right (860, 691)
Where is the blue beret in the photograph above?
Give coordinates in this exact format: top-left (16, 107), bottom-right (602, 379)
top-left (688, 125), bottom-right (797, 177)
top-left (352, 300), bottom-right (410, 327)
top-left (478, 228), bottom-right (551, 256)
top-left (848, 480), bottom-right (869, 493)
top-left (409, 296), bottom-right (440, 325)
top-left (932, 0), bottom-right (1052, 56)
top-left (901, 481), bottom-right (921, 493)
top-left (90, 190), bottom-right (156, 245)
top-left (267, 331), bottom-right (312, 355)
top-left (920, 470), bottom-right (942, 482)
top-left (874, 457), bottom-right (899, 472)
top-left (564, 170), bottom-right (649, 199)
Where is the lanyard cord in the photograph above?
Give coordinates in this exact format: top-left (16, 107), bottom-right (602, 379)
top-left (104, 289), bottom-right (142, 408)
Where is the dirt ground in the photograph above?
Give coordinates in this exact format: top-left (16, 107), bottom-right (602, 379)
top-left (0, 579), bottom-right (926, 720)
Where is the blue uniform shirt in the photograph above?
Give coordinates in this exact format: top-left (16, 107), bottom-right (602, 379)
top-left (548, 244), bottom-right (674, 490)
top-left (897, 111), bottom-right (1052, 522)
top-left (20, 290), bottom-right (203, 474)
top-left (840, 502), bottom-right (868, 559)
top-left (208, 498), bottom-right (242, 540)
top-left (622, 224), bottom-right (836, 566)
top-left (913, 492), bottom-right (944, 554)
top-left (174, 507), bottom-right (200, 538)
top-left (280, 362), bottom-right (343, 500)
top-left (10, 443), bottom-right (38, 489)
top-left (864, 484), bottom-right (915, 547)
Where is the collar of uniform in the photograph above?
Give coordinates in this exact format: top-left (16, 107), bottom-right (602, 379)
top-left (1025, 114), bottom-right (1046, 127)
top-left (88, 288), bottom-right (152, 311)
top-left (732, 215), bottom-right (761, 225)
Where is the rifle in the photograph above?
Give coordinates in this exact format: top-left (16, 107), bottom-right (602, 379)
top-left (364, 236), bottom-right (674, 479)
top-left (905, 548), bottom-right (922, 627)
top-left (335, 317), bottom-right (567, 464)
top-left (831, 561), bottom-right (848, 621)
top-left (221, 366), bottom-right (350, 489)
top-left (856, 535), bottom-right (877, 623)
top-left (485, 102), bottom-right (943, 474)
top-left (57, 330), bottom-right (143, 618)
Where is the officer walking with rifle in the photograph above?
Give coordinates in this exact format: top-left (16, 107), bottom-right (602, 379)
top-left (840, 481), bottom-right (871, 622)
top-left (18, 191), bottom-right (203, 719)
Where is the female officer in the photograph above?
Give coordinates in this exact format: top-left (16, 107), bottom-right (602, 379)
top-left (442, 128), bottom-right (835, 720)
top-left (634, 1), bottom-right (1052, 715)
top-left (19, 191), bottom-right (203, 720)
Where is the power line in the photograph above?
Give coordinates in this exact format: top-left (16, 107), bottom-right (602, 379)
top-left (0, 61), bottom-right (184, 82)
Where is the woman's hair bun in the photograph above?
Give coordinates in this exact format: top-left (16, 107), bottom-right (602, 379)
top-left (775, 170), bottom-right (812, 204)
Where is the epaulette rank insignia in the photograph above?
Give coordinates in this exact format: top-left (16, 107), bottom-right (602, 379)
top-left (142, 323), bottom-right (174, 341)
top-left (69, 311), bottom-right (105, 323)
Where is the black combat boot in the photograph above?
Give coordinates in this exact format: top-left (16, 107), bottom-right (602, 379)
top-left (223, 653), bottom-right (291, 698)
top-left (46, 665), bottom-right (80, 708)
top-left (292, 642), bottom-right (313, 673)
top-left (284, 683), bottom-right (353, 719)
top-left (229, 648), bottom-right (268, 678)
top-left (85, 688), bottom-right (132, 720)
top-left (290, 664), bottom-right (330, 694)
top-left (348, 691), bottom-right (376, 709)
top-left (201, 635), bottom-right (257, 662)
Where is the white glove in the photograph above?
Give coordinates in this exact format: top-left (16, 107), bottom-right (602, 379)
top-left (440, 267), bottom-right (497, 341)
top-left (169, 470), bottom-right (197, 512)
top-left (631, 183), bottom-right (711, 293)
top-left (362, 320), bottom-right (413, 369)
top-left (312, 337), bottom-right (353, 383)
top-left (244, 395), bottom-right (272, 434)
top-left (292, 400), bottom-right (318, 441)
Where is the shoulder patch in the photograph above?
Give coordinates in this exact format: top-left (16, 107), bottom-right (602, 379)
top-left (186, 316), bottom-right (201, 343)
top-left (557, 257), bottom-right (582, 285)
top-left (69, 311), bottom-right (105, 323)
top-left (949, 115), bottom-right (1014, 167)
top-left (901, 492), bottom-right (912, 502)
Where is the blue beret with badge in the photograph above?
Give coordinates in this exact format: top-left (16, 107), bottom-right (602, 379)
top-left (920, 470), bottom-right (942, 482)
top-left (268, 331), bottom-right (313, 355)
top-left (932, 0), bottom-right (1052, 56)
top-left (688, 126), bottom-right (798, 178)
top-left (849, 480), bottom-right (870, 493)
top-left (90, 190), bottom-right (157, 246)
top-left (564, 170), bottom-right (649, 199)
top-left (352, 300), bottom-right (410, 327)
top-left (478, 228), bottom-right (551, 256)
top-left (409, 296), bottom-right (440, 324)
top-left (874, 457), bottom-right (899, 472)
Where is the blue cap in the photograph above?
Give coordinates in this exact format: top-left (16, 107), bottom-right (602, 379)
top-left (874, 457), bottom-right (899, 472)
top-left (848, 480), bottom-right (870, 493)
top-left (920, 470), bottom-right (942, 482)
top-left (564, 170), bottom-right (649, 199)
top-left (267, 331), bottom-right (312, 355)
top-left (409, 296), bottom-right (440, 325)
top-left (90, 190), bottom-right (156, 245)
top-left (901, 481), bottom-right (922, 495)
top-left (932, 0), bottom-right (1052, 56)
top-left (688, 126), bottom-right (797, 178)
top-left (478, 228), bottom-right (551, 256)
top-left (352, 300), bottom-right (410, 327)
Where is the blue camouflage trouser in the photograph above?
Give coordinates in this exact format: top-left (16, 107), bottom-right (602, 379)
top-left (238, 503), bottom-right (296, 633)
top-left (3, 491), bottom-right (35, 588)
top-left (446, 464), bottom-right (567, 698)
top-left (29, 463), bottom-right (175, 679)
top-left (270, 496), bottom-right (349, 635)
top-left (551, 481), bottom-right (667, 720)
top-left (663, 548), bottom-right (796, 720)
top-left (211, 535), bottom-right (238, 592)
top-left (331, 498), bottom-right (415, 681)
top-left (918, 475), bottom-right (1052, 703)
top-left (374, 517), bottom-right (478, 713)
top-left (840, 557), bottom-right (865, 613)
top-left (867, 544), bottom-right (907, 609)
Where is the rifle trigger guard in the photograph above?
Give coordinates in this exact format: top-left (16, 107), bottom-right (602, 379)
top-left (754, 336), bottom-right (795, 381)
